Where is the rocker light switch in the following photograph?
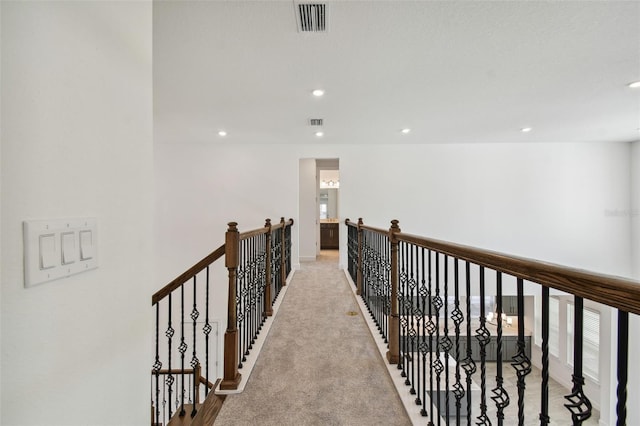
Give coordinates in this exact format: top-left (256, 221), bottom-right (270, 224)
top-left (39, 234), bottom-right (56, 270)
top-left (79, 230), bottom-right (94, 260)
top-left (24, 217), bottom-right (98, 287)
top-left (61, 232), bottom-right (76, 265)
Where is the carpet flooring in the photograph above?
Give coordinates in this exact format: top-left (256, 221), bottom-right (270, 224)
top-left (214, 251), bottom-right (411, 426)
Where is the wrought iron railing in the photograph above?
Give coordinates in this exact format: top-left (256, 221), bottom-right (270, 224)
top-left (151, 218), bottom-right (294, 426)
top-left (346, 218), bottom-right (640, 425)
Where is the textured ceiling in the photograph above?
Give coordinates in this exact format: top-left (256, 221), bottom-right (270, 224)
top-left (154, 1), bottom-right (640, 145)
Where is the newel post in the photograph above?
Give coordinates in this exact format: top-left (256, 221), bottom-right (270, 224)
top-left (386, 219), bottom-right (401, 364)
top-left (356, 218), bottom-right (364, 296)
top-left (220, 222), bottom-right (241, 390)
top-left (280, 217), bottom-right (287, 287)
top-left (264, 219), bottom-right (273, 317)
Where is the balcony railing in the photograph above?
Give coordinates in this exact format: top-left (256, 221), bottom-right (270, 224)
top-left (346, 218), bottom-right (639, 425)
top-left (150, 218), bottom-right (293, 426)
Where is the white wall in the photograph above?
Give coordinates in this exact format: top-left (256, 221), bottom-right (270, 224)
top-left (632, 141), bottom-right (640, 279)
top-left (627, 141), bottom-right (640, 425)
top-left (154, 140), bottom-right (634, 423)
top-left (298, 159), bottom-right (317, 262)
top-left (1, 2), bottom-right (153, 425)
top-left (155, 141), bottom-right (632, 284)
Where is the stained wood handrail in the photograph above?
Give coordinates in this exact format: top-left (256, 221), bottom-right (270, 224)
top-left (239, 227), bottom-right (269, 240)
top-left (345, 218), bottom-right (640, 315)
top-left (152, 244), bottom-right (226, 305)
top-left (151, 219), bottom-right (295, 306)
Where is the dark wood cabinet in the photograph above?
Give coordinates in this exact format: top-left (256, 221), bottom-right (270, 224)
top-left (320, 223), bottom-right (339, 249)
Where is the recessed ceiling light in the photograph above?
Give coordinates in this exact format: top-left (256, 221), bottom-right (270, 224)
top-left (521, 127), bottom-right (532, 133)
top-left (315, 131), bottom-right (324, 137)
top-left (312, 89), bottom-right (325, 97)
top-left (401, 128), bottom-right (411, 134)
top-left (218, 130), bottom-right (227, 137)
top-left (628, 81), bottom-right (640, 88)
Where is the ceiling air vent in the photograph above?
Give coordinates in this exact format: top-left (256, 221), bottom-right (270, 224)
top-left (296, 3), bottom-right (327, 33)
top-left (309, 118), bottom-right (323, 126)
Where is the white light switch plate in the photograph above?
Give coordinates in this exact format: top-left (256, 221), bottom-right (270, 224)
top-left (23, 218), bottom-right (98, 287)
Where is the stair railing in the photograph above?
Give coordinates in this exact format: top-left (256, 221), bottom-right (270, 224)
top-left (151, 218), bottom-right (293, 426)
top-left (346, 218), bottom-right (640, 425)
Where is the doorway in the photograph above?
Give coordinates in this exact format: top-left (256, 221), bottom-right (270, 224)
top-left (297, 158), bottom-right (340, 265)
top-left (317, 164), bottom-right (340, 262)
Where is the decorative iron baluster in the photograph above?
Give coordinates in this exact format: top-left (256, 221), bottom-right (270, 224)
top-left (475, 266), bottom-right (491, 426)
top-left (441, 255), bottom-right (453, 424)
top-left (415, 245), bottom-right (424, 407)
top-left (433, 253), bottom-right (444, 426)
top-left (362, 230), bottom-right (373, 319)
top-left (259, 232), bottom-right (267, 330)
top-left (272, 227), bottom-right (282, 303)
top-left (370, 231), bottom-right (376, 323)
top-left (252, 234), bottom-right (257, 341)
top-left (238, 239), bottom-right (244, 366)
top-left (179, 285), bottom-right (187, 417)
top-left (347, 223), bottom-right (358, 284)
top-left (162, 375), bottom-right (166, 426)
top-left (409, 244), bottom-right (418, 395)
top-left (245, 237), bottom-right (252, 355)
top-left (378, 232), bottom-right (385, 337)
top-left (617, 310), bottom-right (629, 426)
top-left (383, 232), bottom-right (391, 343)
top-left (284, 222), bottom-right (292, 276)
top-left (166, 293), bottom-right (175, 418)
top-left (246, 237), bottom-right (252, 357)
top-left (540, 286), bottom-right (550, 425)
top-left (427, 249), bottom-right (436, 426)
top-left (203, 267), bottom-right (211, 398)
top-left (511, 278), bottom-right (531, 426)
top-left (370, 231), bottom-right (378, 330)
top-left (491, 272), bottom-right (509, 425)
top-left (460, 261), bottom-right (476, 426)
top-left (190, 276), bottom-right (199, 417)
top-left (400, 242), bottom-right (409, 380)
top-left (564, 296), bottom-right (592, 424)
top-left (419, 247), bottom-right (429, 417)
top-left (248, 237), bottom-right (254, 352)
top-left (153, 304), bottom-right (162, 425)
top-left (376, 232), bottom-right (382, 337)
top-left (451, 259), bottom-right (465, 425)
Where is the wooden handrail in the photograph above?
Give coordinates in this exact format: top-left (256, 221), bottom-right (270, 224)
top-left (271, 218), bottom-right (294, 231)
top-left (239, 226), bottom-right (270, 240)
top-left (346, 218), bottom-right (387, 235)
top-left (238, 218), bottom-right (294, 240)
top-left (397, 231), bottom-right (640, 315)
top-left (152, 244), bottom-right (226, 306)
top-left (346, 219), bottom-right (640, 315)
top-left (151, 219), bottom-right (295, 306)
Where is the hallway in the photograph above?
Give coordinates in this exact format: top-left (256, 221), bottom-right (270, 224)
top-left (214, 251), bottom-right (411, 425)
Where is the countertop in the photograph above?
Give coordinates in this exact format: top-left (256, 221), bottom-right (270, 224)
top-left (320, 219), bottom-right (340, 223)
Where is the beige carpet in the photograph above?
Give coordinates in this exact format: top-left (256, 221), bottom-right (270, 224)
top-left (215, 252), bottom-right (411, 426)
